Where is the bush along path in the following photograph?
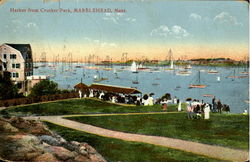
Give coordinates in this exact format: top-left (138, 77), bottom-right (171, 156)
top-left (25, 113), bottom-right (249, 162)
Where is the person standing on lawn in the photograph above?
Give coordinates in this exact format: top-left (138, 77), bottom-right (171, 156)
top-left (161, 98), bottom-right (168, 111)
top-left (178, 101), bottom-right (182, 111)
top-left (217, 99), bottom-right (222, 114)
top-left (204, 103), bottom-right (211, 119)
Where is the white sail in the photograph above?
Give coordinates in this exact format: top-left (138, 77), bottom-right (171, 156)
top-left (217, 76), bottom-right (220, 82)
top-left (170, 60), bottom-right (174, 69)
top-left (131, 61), bottom-right (137, 72)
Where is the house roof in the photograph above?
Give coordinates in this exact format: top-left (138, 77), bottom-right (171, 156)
top-left (5, 43), bottom-right (32, 60)
top-left (74, 83), bottom-right (89, 90)
top-left (89, 83), bottom-right (141, 94)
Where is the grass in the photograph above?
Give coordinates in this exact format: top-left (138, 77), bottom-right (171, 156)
top-left (67, 113), bottom-right (249, 150)
top-left (4, 98), bottom-right (180, 116)
top-left (45, 121), bottom-right (220, 162)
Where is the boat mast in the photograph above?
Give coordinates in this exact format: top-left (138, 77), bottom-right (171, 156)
top-left (198, 70), bottom-right (201, 84)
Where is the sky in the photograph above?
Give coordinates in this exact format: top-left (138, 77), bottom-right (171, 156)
top-left (0, 0), bottom-right (249, 61)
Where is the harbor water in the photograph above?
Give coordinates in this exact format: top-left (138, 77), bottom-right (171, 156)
top-left (34, 63), bottom-right (249, 113)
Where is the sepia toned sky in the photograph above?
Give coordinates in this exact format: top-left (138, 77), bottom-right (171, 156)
top-left (0, 0), bottom-right (248, 61)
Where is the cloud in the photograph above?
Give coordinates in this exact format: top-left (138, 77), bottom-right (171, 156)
top-left (171, 25), bottom-right (190, 38)
top-left (213, 12), bottom-right (243, 26)
top-left (150, 25), bottom-right (189, 39)
top-left (150, 25), bottom-right (170, 37)
top-left (125, 17), bottom-right (136, 23)
top-left (84, 37), bottom-right (117, 48)
top-left (189, 13), bottom-right (202, 21)
top-left (102, 13), bottom-right (136, 24)
top-left (102, 13), bottom-right (123, 24)
top-left (26, 22), bottom-right (38, 28)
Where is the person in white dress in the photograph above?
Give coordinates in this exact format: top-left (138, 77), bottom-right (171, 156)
top-left (99, 91), bottom-right (104, 99)
top-left (204, 103), bottom-right (211, 119)
top-left (78, 90), bottom-right (82, 98)
top-left (148, 96), bottom-right (154, 106)
top-left (89, 90), bottom-right (94, 98)
top-left (178, 101), bottom-right (182, 111)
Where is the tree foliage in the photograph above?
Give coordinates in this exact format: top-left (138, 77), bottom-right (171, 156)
top-left (30, 79), bottom-right (59, 97)
top-left (0, 72), bottom-right (19, 100)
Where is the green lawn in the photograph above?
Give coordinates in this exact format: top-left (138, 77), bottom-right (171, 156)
top-left (4, 98), bottom-right (180, 116)
top-left (45, 122), bottom-right (220, 162)
top-left (67, 113), bottom-right (249, 150)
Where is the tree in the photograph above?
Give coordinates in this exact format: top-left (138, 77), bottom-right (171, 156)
top-left (0, 72), bottom-right (19, 100)
top-left (29, 79), bottom-right (59, 97)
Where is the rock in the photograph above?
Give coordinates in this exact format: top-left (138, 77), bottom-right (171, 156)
top-left (0, 134), bottom-right (44, 161)
top-left (0, 117), bottom-right (107, 162)
top-left (9, 117), bottom-right (52, 135)
top-left (74, 155), bottom-right (91, 162)
top-left (32, 152), bottom-right (60, 162)
top-left (38, 135), bottom-right (62, 146)
top-left (47, 146), bottom-right (75, 161)
top-left (89, 153), bottom-right (107, 162)
top-left (0, 120), bottom-right (19, 133)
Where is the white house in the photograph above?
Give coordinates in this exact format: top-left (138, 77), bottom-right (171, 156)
top-left (0, 43), bottom-right (33, 93)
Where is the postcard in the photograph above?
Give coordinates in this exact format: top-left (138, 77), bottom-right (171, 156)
top-left (0, 0), bottom-right (249, 161)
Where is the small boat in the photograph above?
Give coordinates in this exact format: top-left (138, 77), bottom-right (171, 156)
top-left (94, 77), bottom-right (108, 82)
top-left (177, 70), bottom-right (191, 76)
top-left (189, 70), bottom-right (207, 88)
top-left (203, 94), bottom-right (214, 97)
top-left (93, 71), bottom-right (108, 82)
top-left (208, 69), bottom-right (219, 74)
top-left (103, 68), bottom-right (112, 71)
top-left (227, 69), bottom-right (248, 79)
top-left (189, 84), bottom-right (207, 88)
top-left (240, 71), bottom-right (249, 75)
top-left (184, 65), bottom-right (192, 69)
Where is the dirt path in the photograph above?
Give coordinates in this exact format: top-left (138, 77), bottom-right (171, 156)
top-left (25, 114), bottom-right (249, 162)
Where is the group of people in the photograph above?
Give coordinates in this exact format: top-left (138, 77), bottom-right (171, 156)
top-left (186, 99), bottom-right (211, 119)
top-left (79, 89), bottom-right (233, 119)
top-left (212, 97), bottom-right (230, 113)
top-left (78, 89), bottom-right (155, 106)
top-left (185, 97), bottom-right (230, 120)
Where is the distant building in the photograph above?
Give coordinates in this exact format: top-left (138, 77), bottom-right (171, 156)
top-left (0, 43), bottom-right (35, 93)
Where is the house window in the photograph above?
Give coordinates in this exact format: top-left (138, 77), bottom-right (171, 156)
top-left (12, 72), bottom-right (19, 78)
top-left (16, 64), bottom-right (20, 68)
top-left (3, 54), bottom-right (7, 59)
top-left (0, 66), bottom-right (2, 71)
top-left (10, 54), bottom-right (16, 59)
top-left (12, 64), bottom-right (16, 68)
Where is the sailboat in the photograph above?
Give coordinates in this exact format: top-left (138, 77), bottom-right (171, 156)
top-left (165, 49), bottom-right (175, 70)
top-left (132, 74), bottom-right (139, 84)
top-left (208, 67), bottom-right (219, 74)
top-left (227, 69), bottom-right (247, 79)
top-left (189, 70), bottom-right (207, 88)
top-left (93, 70), bottom-right (108, 82)
top-left (131, 61), bottom-right (138, 73)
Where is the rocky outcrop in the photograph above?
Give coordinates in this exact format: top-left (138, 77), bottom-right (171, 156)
top-left (0, 117), bottom-right (106, 162)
